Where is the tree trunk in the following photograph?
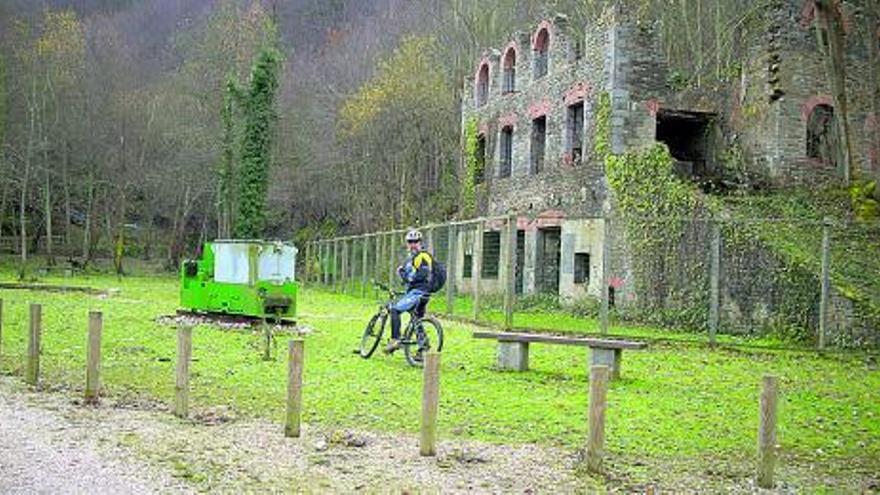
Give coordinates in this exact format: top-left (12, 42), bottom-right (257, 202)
top-left (113, 190), bottom-right (127, 277)
top-left (20, 80), bottom-right (37, 280)
top-left (815, 0), bottom-right (855, 184)
top-left (63, 139), bottom-right (71, 248)
top-left (81, 174), bottom-right (94, 265)
top-left (0, 166), bottom-right (8, 239)
top-left (43, 168), bottom-right (53, 266)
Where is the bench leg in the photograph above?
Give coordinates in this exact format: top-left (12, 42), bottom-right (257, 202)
top-left (613, 348), bottom-right (622, 380)
top-left (590, 348), bottom-right (621, 380)
top-left (497, 341), bottom-right (529, 371)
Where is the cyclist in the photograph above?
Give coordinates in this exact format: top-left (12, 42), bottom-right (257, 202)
top-left (385, 229), bottom-right (433, 354)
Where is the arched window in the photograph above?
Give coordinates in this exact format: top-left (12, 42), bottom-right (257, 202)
top-left (476, 63), bottom-right (490, 107)
top-left (533, 27), bottom-right (550, 79)
top-left (502, 47), bottom-right (516, 94)
top-left (806, 104), bottom-right (839, 167)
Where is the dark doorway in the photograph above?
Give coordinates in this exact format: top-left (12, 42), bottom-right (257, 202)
top-left (515, 230), bottom-right (525, 295)
top-left (536, 227), bottom-right (561, 294)
top-left (655, 109), bottom-right (715, 180)
top-left (481, 231), bottom-right (501, 279)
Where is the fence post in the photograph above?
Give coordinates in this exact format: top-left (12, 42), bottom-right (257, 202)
top-left (375, 233), bottom-right (382, 284)
top-left (333, 239), bottom-right (340, 293)
top-left (420, 352), bottom-right (441, 456)
top-left (503, 215), bottom-right (517, 330)
top-left (285, 339), bottom-right (305, 438)
top-left (361, 236), bottom-right (369, 298)
top-left (85, 311), bottom-right (103, 404)
top-left (709, 222), bottom-right (721, 345)
top-left (387, 232), bottom-right (396, 287)
top-left (0, 299), bottom-right (3, 369)
top-left (348, 238), bottom-right (355, 294)
top-left (425, 226), bottom-right (434, 252)
top-left (445, 224), bottom-right (457, 317)
top-left (321, 242), bottom-right (329, 287)
top-left (600, 217), bottom-right (611, 335)
top-left (304, 242), bottom-right (312, 285)
top-left (757, 375), bottom-right (779, 488)
top-left (343, 239), bottom-right (350, 295)
top-left (586, 365), bottom-right (609, 473)
top-left (472, 220), bottom-right (484, 321)
top-left (819, 218), bottom-right (831, 350)
top-left (26, 303), bottom-right (41, 386)
top-left (174, 326), bottom-right (193, 418)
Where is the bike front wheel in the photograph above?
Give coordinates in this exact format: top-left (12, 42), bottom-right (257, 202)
top-left (359, 311), bottom-right (387, 358)
top-left (403, 316), bottom-right (444, 367)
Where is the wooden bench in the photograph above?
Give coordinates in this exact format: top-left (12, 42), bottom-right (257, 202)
top-left (473, 331), bottom-right (647, 380)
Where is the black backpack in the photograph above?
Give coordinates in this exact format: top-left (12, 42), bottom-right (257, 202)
top-left (429, 259), bottom-right (447, 293)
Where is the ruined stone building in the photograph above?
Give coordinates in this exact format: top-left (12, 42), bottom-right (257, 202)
top-left (453, 1), bottom-right (878, 310)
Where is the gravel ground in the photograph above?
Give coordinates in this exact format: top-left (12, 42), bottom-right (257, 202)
top-left (0, 378), bottom-right (189, 494)
top-left (2, 376), bottom-right (874, 493)
top-left (0, 377), bottom-right (591, 493)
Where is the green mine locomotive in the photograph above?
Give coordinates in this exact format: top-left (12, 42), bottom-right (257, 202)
top-left (180, 240), bottom-right (298, 322)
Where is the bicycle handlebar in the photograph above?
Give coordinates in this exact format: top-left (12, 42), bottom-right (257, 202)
top-left (372, 280), bottom-right (402, 298)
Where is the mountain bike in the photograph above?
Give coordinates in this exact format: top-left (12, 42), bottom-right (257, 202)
top-left (359, 281), bottom-right (444, 367)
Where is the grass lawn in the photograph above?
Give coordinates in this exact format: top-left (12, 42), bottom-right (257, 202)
top-left (0, 268), bottom-right (877, 489)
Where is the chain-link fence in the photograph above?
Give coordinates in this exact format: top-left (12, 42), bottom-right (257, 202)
top-left (301, 214), bottom-right (880, 349)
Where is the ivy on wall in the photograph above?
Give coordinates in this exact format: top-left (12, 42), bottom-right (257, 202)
top-left (595, 89), bottom-right (877, 344)
top-left (462, 117), bottom-right (484, 217)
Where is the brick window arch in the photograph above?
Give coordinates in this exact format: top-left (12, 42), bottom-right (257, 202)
top-left (502, 45), bottom-right (517, 94)
top-left (533, 25), bottom-right (550, 79)
top-left (475, 62), bottom-right (490, 107)
top-left (806, 103), bottom-right (839, 167)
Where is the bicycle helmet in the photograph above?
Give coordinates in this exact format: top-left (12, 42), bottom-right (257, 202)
top-left (405, 229), bottom-right (423, 243)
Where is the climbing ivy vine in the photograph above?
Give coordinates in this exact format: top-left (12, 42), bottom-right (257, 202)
top-left (233, 47), bottom-right (282, 239)
top-left (462, 117), bottom-right (483, 217)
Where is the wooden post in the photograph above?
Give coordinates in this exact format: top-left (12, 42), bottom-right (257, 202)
top-left (819, 218), bottom-right (831, 350)
top-left (85, 311), bottom-right (103, 404)
top-left (425, 226), bottom-right (434, 253)
top-left (333, 239), bottom-right (340, 293)
top-left (26, 303), bottom-right (41, 386)
top-left (361, 236), bottom-right (369, 298)
top-left (285, 339), bottom-right (305, 438)
top-left (445, 224), bottom-right (457, 316)
top-left (0, 299), bottom-right (3, 369)
top-left (322, 242), bottom-right (329, 287)
top-left (304, 242), bottom-right (312, 285)
top-left (708, 222), bottom-right (721, 345)
top-left (375, 233), bottom-right (383, 285)
top-left (472, 220), bottom-right (484, 321)
top-left (600, 217), bottom-right (611, 335)
top-left (341, 239), bottom-right (349, 295)
top-left (420, 352), bottom-right (441, 456)
top-left (586, 365), bottom-right (609, 473)
top-left (174, 326), bottom-right (192, 418)
top-left (503, 215), bottom-right (517, 330)
top-left (387, 232), bottom-right (396, 287)
top-left (757, 375), bottom-right (779, 489)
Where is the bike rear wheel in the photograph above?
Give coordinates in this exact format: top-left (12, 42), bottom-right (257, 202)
top-left (359, 311), bottom-right (387, 358)
top-left (403, 316), bottom-right (443, 367)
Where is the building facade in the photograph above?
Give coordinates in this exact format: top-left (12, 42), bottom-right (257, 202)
top-left (455, 2), bottom-right (877, 302)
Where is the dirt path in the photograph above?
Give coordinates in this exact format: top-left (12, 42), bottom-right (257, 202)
top-left (0, 377), bottom-right (591, 493)
top-left (0, 379), bottom-right (188, 494)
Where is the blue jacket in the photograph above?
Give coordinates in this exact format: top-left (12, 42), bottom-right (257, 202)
top-left (398, 249), bottom-right (433, 293)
